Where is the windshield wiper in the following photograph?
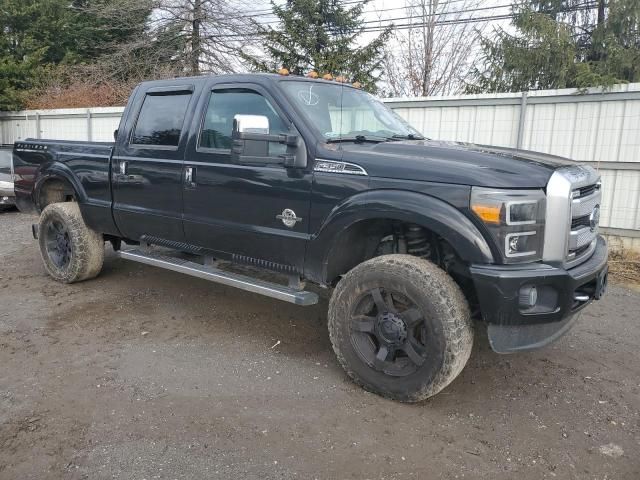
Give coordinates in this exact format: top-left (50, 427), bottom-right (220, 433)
top-left (390, 133), bottom-right (426, 140)
top-left (326, 135), bottom-right (389, 144)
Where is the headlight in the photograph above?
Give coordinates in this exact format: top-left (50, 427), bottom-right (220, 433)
top-left (470, 187), bottom-right (546, 263)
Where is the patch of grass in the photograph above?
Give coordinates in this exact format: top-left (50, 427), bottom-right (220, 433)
top-left (608, 244), bottom-right (640, 284)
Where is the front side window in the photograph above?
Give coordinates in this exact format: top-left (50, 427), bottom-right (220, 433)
top-left (131, 93), bottom-right (192, 146)
top-left (279, 80), bottom-right (423, 141)
top-left (199, 88), bottom-right (288, 150)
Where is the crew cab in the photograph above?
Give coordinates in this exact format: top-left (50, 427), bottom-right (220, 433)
top-left (13, 73), bottom-right (608, 401)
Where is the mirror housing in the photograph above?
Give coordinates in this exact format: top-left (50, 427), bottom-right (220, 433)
top-left (234, 114), bottom-right (270, 134)
top-left (231, 114), bottom-right (307, 168)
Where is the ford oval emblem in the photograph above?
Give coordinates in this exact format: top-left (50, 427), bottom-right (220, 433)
top-left (589, 204), bottom-right (600, 232)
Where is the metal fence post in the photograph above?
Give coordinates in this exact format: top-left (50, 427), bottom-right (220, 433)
top-left (87, 110), bottom-right (93, 141)
top-left (35, 112), bottom-right (41, 139)
top-left (516, 91), bottom-right (528, 149)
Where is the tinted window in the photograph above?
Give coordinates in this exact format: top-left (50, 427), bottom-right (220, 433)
top-left (200, 89), bottom-right (288, 150)
top-left (132, 93), bottom-right (191, 146)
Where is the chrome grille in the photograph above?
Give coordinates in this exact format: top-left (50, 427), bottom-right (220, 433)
top-left (571, 188), bottom-right (600, 217)
top-left (543, 165), bottom-right (601, 268)
top-left (567, 182), bottom-right (600, 266)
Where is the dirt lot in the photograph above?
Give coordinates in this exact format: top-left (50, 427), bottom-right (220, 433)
top-left (0, 209), bottom-right (639, 480)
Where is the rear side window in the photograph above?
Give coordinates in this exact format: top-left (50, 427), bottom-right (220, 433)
top-left (131, 93), bottom-right (192, 146)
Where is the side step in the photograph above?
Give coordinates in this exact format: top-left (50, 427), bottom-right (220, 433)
top-left (117, 248), bottom-right (318, 306)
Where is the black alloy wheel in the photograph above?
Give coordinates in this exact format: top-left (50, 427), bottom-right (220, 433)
top-left (328, 254), bottom-right (474, 402)
top-left (44, 218), bottom-right (72, 268)
top-left (350, 287), bottom-right (429, 377)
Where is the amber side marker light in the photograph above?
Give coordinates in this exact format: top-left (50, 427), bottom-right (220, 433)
top-left (471, 204), bottom-right (501, 224)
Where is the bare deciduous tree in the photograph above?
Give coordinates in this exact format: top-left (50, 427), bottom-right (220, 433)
top-left (28, 0), bottom-right (262, 107)
top-left (152, 0), bottom-right (259, 75)
top-left (381, 0), bottom-right (485, 97)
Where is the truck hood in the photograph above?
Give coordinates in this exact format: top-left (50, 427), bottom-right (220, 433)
top-left (339, 139), bottom-right (575, 188)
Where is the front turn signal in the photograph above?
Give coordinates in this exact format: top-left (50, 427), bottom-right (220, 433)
top-left (471, 205), bottom-right (501, 224)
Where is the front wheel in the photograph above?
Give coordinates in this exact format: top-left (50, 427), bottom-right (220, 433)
top-left (38, 202), bottom-right (104, 283)
top-left (328, 254), bottom-right (473, 402)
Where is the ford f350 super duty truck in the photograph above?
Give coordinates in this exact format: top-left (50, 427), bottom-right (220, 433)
top-left (13, 73), bottom-right (608, 402)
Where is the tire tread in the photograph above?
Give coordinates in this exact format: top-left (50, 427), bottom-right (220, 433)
top-left (38, 202), bottom-right (104, 283)
top-left (328, 254), bottom-right (473, 402)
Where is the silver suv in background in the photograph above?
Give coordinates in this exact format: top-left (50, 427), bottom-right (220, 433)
top-left (0, 147), bottom-right (16, 209)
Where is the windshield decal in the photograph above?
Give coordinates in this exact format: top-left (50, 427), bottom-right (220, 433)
top-left (297, 85), bottom-right (319, 106)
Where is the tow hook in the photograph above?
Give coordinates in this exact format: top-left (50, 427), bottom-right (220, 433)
top-left (31, 224), bottom-right (38, 240)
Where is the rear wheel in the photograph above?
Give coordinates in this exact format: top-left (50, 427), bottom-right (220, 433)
top-left (328, 254), bottom-right (473, 402)
top-left (38, 202), bottom-right (104, 283)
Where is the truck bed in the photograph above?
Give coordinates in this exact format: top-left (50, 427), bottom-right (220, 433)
top-left (13, 139), bottom-right (118, 234)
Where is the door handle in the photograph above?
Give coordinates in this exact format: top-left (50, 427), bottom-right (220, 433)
top-left (185, 166), bottom-right (196, 187)
top-left (119, 161), bottom-right (127, 176)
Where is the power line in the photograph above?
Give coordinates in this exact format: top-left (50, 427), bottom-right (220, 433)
top-left (237, 0), bottom-right (599, 28)
top-left (202, 2), bottom-right (599, 39)
top-left (237, 0), bottom-right (498, 21)
top-left (252, 2), bottom-right (515, 27)
top-left (234, 0), bottom-right (369, 19)
top-left (359, 1), bottom-right (599, 32)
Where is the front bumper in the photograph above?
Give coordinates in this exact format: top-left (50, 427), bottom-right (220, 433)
top-left (470, 235), bottom-right (608, 353)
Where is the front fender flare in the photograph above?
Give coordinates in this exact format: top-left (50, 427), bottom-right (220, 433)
top-left (305, 189), bottom-right (495, 283)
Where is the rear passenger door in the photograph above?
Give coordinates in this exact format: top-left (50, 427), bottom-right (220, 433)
top-left (112, 85), bottom-right (195, 243)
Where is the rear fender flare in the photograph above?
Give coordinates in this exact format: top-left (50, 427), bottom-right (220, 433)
top-left (34, 163), bottom-right (88, 211)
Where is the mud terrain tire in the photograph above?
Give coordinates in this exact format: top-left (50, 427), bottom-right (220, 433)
top-left (328, 254), bottom-right (473, 402)
top-left (38, 202), bottom-right (104, 283)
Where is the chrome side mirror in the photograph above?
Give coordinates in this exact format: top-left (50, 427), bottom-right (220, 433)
top-left (233, 114), bottom-right (270, 134)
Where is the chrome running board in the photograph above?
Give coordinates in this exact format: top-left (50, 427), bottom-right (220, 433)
top-left (117, 248), bottom-right (318, 306)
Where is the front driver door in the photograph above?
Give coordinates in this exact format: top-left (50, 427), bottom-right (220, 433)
top-left (182, 83), bottom-right (313, 274)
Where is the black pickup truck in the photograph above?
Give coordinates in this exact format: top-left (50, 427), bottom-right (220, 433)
top-left (13, 73), bottom-right (608, 401)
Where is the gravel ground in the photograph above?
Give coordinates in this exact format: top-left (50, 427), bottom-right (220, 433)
top-left (1, 209), bottom-right (639, 480)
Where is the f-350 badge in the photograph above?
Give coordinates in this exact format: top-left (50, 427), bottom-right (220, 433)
top-left (276, 209), bottom-right (302, 228)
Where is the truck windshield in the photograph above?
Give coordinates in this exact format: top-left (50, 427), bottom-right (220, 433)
top-left (280, 81), bottom-right (424, 142)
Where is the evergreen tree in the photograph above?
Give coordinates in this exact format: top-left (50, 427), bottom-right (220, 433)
top-left (0, 0), bottom-right (152, 110)
top-left (586, 0), bottom-right (640, 85)
top-left (244, 0), bottom-right (391, 91)
top-left (467, 0), bottom-right (640, 93)
top-left (467, 6), bottom-right (577, 92)
top-left (0, 0), bottom-right (73, 109)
